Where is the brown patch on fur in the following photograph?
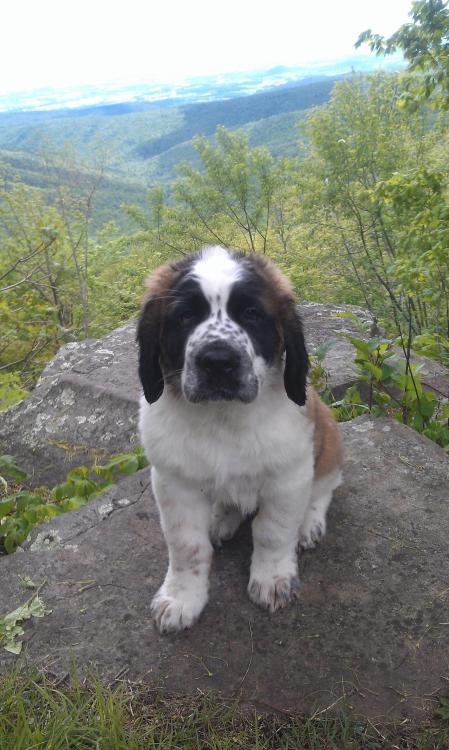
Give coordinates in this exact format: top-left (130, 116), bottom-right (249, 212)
top-left (144, 264), bottom-right (176, 298)
top-left (306, 388), bottom-right (343, 479)
top-left (142, 260), bottom-right (186, 305)
top-left (246, 255), bottom-right (295, 308)
top-left (245, 254), bottom-right (297, 352)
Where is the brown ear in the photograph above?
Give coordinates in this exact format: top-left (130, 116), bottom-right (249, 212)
top-left (283, 304), bottom-right (309, 406)
top-left (136, 297), bottom-right (164, 404)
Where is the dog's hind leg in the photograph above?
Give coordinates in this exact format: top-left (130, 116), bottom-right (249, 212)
top-left (299, 469), bottom-right (342, 550)
top-left (210, 502), bottom-right (243, 546)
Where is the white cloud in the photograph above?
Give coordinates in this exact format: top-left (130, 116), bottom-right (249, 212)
top-left (2, 0), bottom-right (412, 92)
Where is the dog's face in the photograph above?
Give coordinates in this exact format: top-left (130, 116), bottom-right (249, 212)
top-left (137, 246), bottom-right (308, 406)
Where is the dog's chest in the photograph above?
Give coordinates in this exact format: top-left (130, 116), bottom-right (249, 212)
top-left (140, 392), bottom-right (313, 486)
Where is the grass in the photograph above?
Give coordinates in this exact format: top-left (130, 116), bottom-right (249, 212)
top-left (0, 669), bottom-right (448, 749)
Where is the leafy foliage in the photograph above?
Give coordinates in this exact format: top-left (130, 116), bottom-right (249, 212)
top-left (302, 73), bottom-right (449, 338)
top-left (0, 449), bottom-right (148, 554)
top-left (0, 373), bottom-right (28, 412)
top-left (357, 0), bottom-right (449, 110)
top-left (322, 315), bottom-right (449, 450)
top-left (0, 585), bottom-right (51, 654)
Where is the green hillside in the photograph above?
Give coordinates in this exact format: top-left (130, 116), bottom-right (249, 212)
top-left (135, 78), bottom-right (335, 159)
top-left (0, 148), bottom-right (148, 232)
top-left (0, 77), bottom-right (336, 229)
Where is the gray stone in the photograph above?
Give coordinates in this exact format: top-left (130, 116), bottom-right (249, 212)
top-left (1, 416), bottom-right (448, 721)
top-left (301, 302), bottom-right (375, 397)
top-left (404, 350), bottom-right (448, 399)
top-left (0, 322), bottom-right (141, 486)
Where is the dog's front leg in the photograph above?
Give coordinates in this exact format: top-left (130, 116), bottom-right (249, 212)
top-left (248, 466), bottom-right (313, 612)
top-left (151, 468), bottom-right (212, 633)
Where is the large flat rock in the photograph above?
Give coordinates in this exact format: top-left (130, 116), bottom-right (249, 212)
top-left (1, 416), bottom-right (448, 721)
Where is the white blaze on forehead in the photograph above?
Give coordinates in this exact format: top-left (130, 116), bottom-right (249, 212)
top-left (191, 246), bottom-right (241, 308)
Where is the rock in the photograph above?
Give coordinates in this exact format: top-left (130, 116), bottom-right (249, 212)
top-left (300, 302), bottom-right (375, 397)
top-left (1, 416), bottom-right (448, 721)
top-left (405, 350), bottom-right (448, 399)
top-left (0, 322), bottom-right (141, 486)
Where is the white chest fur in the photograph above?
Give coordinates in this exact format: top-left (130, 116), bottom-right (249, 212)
top-left (138, 385), bottom-right (314, 493)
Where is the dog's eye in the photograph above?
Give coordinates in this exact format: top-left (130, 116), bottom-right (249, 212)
top-left (241, 307), bottom-right (262, 323)
top-left (178, 308), bottom-right (195, 324)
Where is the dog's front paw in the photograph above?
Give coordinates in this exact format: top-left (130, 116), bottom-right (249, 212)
top-left (151, 586), bottom-right (206, 634)
top-left (248, 574), bottom-right (300, 612)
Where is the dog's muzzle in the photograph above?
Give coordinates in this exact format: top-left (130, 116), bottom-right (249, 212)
top-left (182, 341), bottom-right (258, 403)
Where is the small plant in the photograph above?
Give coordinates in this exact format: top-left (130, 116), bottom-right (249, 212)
top-left (328, 313), bottom-right (449, 450)
top-left (435, 696), bottom-right (449, 722)
top-left (0, 582), bottom-right (51, 654)
top-left (309, 339), bottom-right (339, 401)
top-left (0, 372), bottom-right (28, 412)
top-left (0, 449), bottom-right (148, 554)
top-left (0, 454), bottom-right (27, 493)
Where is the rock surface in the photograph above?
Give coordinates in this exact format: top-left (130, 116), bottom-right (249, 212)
top-left (0, 322), bottom-right (141, 486)
top-left (0, 304), bottom-right (377, 485)
top-left (1, 416), bottom-right (448, 721)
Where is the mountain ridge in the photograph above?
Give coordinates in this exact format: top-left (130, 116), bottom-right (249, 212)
top-left (0, 54), bottom-right (402, 114)
top-left (0, 64), bottom-right (401, 231)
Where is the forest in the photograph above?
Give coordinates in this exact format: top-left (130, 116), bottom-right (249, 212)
top-left (1, 0), bottom-right (448, 447)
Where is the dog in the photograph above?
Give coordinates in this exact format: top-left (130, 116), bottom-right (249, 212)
top-left (137, 245), bottom-right (343, 633)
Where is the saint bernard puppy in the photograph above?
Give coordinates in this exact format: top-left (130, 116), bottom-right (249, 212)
top-left (137, 245), bottom-right (343, 633)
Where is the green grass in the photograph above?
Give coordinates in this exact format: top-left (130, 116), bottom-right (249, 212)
top-left (0, 669), bottom-right (448, 749)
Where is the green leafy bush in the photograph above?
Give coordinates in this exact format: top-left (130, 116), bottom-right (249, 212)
top-left (0, 373), bottom-right (28, 412)
top-left (0, 449), bottom-right (148, 554)
top-left (319, 315), bottom-right (449, 450)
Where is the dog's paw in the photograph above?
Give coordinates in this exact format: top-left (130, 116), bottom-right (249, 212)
top-left (247, 574), bottom-right (301, 612)
top-left (210, 505), bottom-right (242, 546)
top-left (151, 588), bottom-right (205, 634)
top-left (299, 515), bottom-right (326, 550)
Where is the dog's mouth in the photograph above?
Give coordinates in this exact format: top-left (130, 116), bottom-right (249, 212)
top-left (182, 370), bottom-right (259, 404)
top-left (181, 342), bottom-right (260, 404)
top-left (186, 387), bottom-right (238, 403)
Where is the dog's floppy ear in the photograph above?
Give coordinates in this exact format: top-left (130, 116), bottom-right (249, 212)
top-left (283, 303), bottom-right (309, 406)
top-left (136, 298), bottom-right (164, 404)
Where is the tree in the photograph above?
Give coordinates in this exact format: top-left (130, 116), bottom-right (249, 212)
top-left (127, 127), bottom-right (279, 255)
top-left (0, 151), bottom-right (104, 391)
top-left (357, 0), bottom-right (449, 109)
top-left (302, 73), bottom-right (448, 336)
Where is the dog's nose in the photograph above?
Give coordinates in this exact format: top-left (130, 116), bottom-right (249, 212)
top-left (196, 346), bottom-right (239, 376)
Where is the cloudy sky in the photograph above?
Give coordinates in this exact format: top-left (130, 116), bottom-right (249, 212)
top-left (3, 0), bottom-right (412, 92)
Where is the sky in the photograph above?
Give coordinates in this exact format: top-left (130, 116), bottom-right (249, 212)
top-left (2, 0), bottom-right (413, 93)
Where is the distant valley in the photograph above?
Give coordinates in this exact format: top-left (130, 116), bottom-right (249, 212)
top-left (0, 55), bottom-right (401, 112)
top-left (0, 57), bottom-right (401, 231)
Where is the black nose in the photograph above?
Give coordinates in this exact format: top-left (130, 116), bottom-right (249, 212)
top-left (196, 345), bottom-right (240, 376)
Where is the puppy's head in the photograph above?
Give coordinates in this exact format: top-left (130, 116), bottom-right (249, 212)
top-left (137, 246), bottom-right (308, 406)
